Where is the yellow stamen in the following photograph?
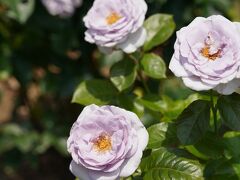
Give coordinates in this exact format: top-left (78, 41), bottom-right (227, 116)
top-left (201, 46), bottom-right (221, 61)
top-left (106, 12), bottom-right (121, 25)
top-left (93, 134), bottom-right (112, 153)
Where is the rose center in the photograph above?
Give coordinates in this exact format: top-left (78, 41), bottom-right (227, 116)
top-left (106, 12), bottom-right (122, 25)
top-left (93, 134), bottom-right (112, 153)
top-left (201, 45), bottom-right (222, 61)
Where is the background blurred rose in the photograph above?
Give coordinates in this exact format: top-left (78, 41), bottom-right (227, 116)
top-left (170, 15), bottom-right (240, 95)
top-left (67, 105), bottom-right (148, 180)
top-left (41, 0), bottom-right (82, 18)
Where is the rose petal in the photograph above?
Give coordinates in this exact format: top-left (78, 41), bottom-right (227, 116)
top-left (169, 55), bottom-right (190, 77)
top-left (182, 76), bottom-right (214, 91)
top-left (214, 79), bottom-right (240, 95)
top-left (88, 168), bottom-right (120, 180)
top-left (119, 148), bottom-right (142, 177)
top-left (70, 161), bottom-right (91, 180)
top-left (117, 27), bottom-right (146, 53)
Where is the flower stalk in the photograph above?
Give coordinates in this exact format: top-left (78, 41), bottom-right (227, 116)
top-left (210, 90), bottom-right (218, 134)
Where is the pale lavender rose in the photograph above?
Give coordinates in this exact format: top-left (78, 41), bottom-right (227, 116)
top-left (41, 0), bottom-right (82, 18)
top-left (67, 104), bottom-right (148, 180)
top-left (169, 15), bottom-right (240, 95)
top-left (83, 0), bottom-right (147, 54)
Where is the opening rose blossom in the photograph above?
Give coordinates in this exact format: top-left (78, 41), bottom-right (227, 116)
top-left (41, 0), bottom-right (82, 18)
top-left (83, 0), bottom-right (147, 54)
top-left (67, 104), bottom-right (149, 180)
top-left (169, 15), bottom-right (240, 95)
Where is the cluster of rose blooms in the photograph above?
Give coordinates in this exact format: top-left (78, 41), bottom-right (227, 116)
top-left (43, 0), bottom-right (240, 179)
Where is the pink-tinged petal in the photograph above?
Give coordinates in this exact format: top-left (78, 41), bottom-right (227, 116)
top-left (169, 55), bottom-right (190, 77)
top-left (214, 79), bottom-right (240, 95)
top-left (76, 104), bottom-right (99, 123)
top-left (234, 22), bottom-right (240, 34)
top-left (182, 76), bottom-right (214, 91)
top-left (88, 169), bottom-right (120, 180)
top-left (117, 27), bottom-right (146, 53)
top-left (70, 161), bottom-right (91, 180)
top-left (119, 149), bottom-right (142, 177)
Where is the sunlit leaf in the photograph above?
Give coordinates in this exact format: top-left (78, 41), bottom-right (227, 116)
top-left (141, 148), bottom-right (203, 180)
top-left (144, 14), bottom-right (175, 51)
top-left (72, 80), bottom-right (118, 105)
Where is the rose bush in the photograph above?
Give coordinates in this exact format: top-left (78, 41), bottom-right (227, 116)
top-left (67, 104), bottom-right (149, 180)
top-left (83, 0), bottom-right (147, 53)
top-left (41, 0), bottom-right (82, 18)
top-left (169, 15), bottom-right (240, 95)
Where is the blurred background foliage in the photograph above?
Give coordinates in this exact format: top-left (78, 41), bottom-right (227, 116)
top-left (0, 0), bottom-right (240, 179)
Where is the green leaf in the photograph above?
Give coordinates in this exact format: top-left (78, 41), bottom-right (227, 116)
top-left (204, 158), bottom-right (240, 180)
top-left (1, 0), bottom-right (35, 24)
top-left (217, 95), bottom-right (240, 131)
top-left (186, 132), bottom-right (225, 160)
top-left (137, 93), bottom-right (201, 121)
top-left (177, 100), bottom-right (210, 145)
top-left (110, 59), bottom-right (137, 91)
top-left (141, 148), bottom-right (203, 180)
top-left (147, 122), bottom-right (177, 149)
top-left (223, 131), bottom-right (240, 158)
top-left (0, 54), bottom-right (11, 80)
top-left (117, 94), bottom-right (144, 118)
top-left (144, 14), bottom-right (176, 51)
top-left (140, 53), bottom-right (166, 79)
top-left (72, 80), bottom-right (118, 105)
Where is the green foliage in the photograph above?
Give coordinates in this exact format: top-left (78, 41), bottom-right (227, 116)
top-left (0, 0), bottom-right (35, 24)
top-left (177, 100), bottom-right (210, 145)
top-left (137, 93), bottom-right (201, 121)
top-left (0, 124), bottom-right (67, 155)
top-left (223, 131), bottom-right (240, 158)
top-left (140, 53), bottom-right (166, 79)
top-left (110, 59), bottom-right (137, 91)
top-left (72, 80), bottom-right (118, 105)
top-left (186, 132), bottom-right (225, 160)
top-left (144, 14), bottom-right (175, 51)
top-left (147, 122), bottom-right (177, 149)
top-left (141, 148), bottom-right (204, 180)
top-left (204, 158), bottom-right (240, 180)
top-left (217, 94), bottom-right (240, 131)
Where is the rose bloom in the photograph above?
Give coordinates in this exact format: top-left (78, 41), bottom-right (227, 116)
top-left (169, 15), bottom-right (240, 95)
top-left (67, 105), bottom-right (149, 180)
top-left (83, 0), bottom-right (147, 54)
top-left (41, 0), bottom-right (82, 18)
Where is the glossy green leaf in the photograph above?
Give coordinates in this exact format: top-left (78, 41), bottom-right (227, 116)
top-left (177, 100), bottom-right (210, 145)
top-left (144, 14), bottom-right (175, 51)
top-left (141, 148), bottom-right (203, 180)
top-left (110, 59), bottom-right (137, 91)
top-left (223, 131), bottom-right (240, 158)
top-left (137, 93), bottom-right (201, 121)
top-left (147, 122), bottom-right (177, 149)
top-left (217, 95), bottom-right (240, 131)
top-left (117, 94), bottom-right (144, 118)
top-left (140, 53), bottom-right (166, 79)
top-left (186, 132), bottom-right (225, 160)
top-left (204, 158), bottom-right (240, 180)
top-left (72, 80), bottom-right (118, 105)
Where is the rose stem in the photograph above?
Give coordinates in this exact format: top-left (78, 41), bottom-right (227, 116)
top-left (210, 90), bottom-right (218, 134)
top-left (128, 54), bottom-right (150, 94)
